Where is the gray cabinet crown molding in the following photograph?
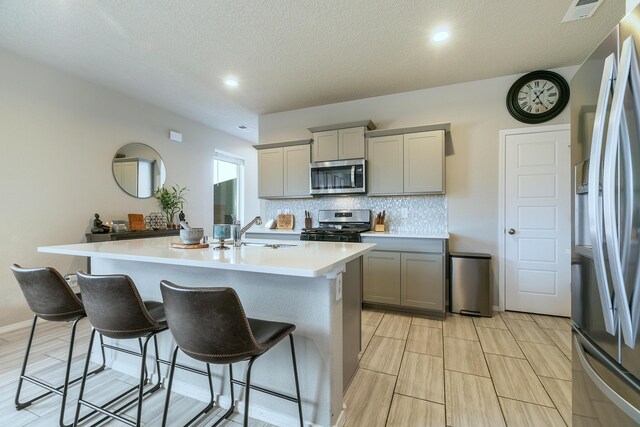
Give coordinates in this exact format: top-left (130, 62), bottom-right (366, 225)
top-left (307, 120), bottom-right (376, 133)
top-left (254, 139), bottom-right (312, 150)
top-left (365, 122), bottom-right (450, 138)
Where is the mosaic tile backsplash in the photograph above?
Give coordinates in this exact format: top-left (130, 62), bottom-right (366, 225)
top-left (263, 195), bottom-right (447, 234)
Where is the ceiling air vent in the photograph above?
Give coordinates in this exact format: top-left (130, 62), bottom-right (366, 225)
top-left (562, 0), bottom-right (603, 22)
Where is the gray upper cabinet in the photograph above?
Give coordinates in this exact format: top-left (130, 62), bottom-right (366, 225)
top-left (368, 129), bottom-right (445, 195)
top-left (338, 127), bottom-right (365, 159)
top-left (400, 253), bottom-right (444, 310)
top-left (313, 126), bottom-right (366, 162)
top-left (258, 147), bottom-right (284, 198)
top-left (256, 140), bottom-right (312, 199)
top-left (367, 134), bottom-right (404, 195)
top-left (283, 144), bottom-right (311, 197)
top-left (312, 130), bottom-right (339, 162)
top-left (404, 131), bottom-right (444, 194)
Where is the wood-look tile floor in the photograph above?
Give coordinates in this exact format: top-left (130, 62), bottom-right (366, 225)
top-left (0, 310), bottom-right (573, 426)
top-left (346, 310), bottom-right (573, 427)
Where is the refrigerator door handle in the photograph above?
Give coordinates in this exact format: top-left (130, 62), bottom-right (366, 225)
top-left (588, 53), bottom-right (618, 335)
top-left (604, 35), bottom-right (639, 348)
top-left (574, 335), bottom-right (640, 423)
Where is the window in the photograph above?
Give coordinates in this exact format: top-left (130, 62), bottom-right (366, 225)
top-left (213, 151), bottom-right (244, 225)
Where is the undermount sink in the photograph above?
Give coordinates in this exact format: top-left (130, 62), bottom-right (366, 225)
top-left (241, 242), bottom-right (297, 249)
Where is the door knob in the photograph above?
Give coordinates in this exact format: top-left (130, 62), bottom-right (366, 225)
top-left (508, 228), bottom-right (516, 235)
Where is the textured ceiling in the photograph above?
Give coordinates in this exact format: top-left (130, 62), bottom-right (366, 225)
top-left (0, 0), bottom-right (625, 143)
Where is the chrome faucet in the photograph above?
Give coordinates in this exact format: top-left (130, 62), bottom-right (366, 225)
top-left (238, 216), bottom-right (262, 238)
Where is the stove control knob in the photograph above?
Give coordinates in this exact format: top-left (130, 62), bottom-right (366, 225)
top-left (339, 236), bottom-right (348, 242)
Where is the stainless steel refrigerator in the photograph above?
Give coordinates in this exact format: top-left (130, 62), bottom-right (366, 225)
top-left (571, 6), bottom-right (640, 426)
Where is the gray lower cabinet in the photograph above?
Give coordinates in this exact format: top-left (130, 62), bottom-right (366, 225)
top-left (363, 251), bottom-right (401, 305)
top-left (401, 253), bottom-right (443, 310)
top-left (362, 239), bottom-right (446, 315)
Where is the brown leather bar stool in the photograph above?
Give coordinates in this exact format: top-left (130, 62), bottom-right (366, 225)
top-left (73, 271), bottom-right (168, 427)
top-left (159, 281), bottom-right (303, 427)
top-left (10, 264), bottom-right (106, 427)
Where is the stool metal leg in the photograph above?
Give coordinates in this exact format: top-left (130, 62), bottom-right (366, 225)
top-left (15, 316), bottom-right (107, 427)
top-left (73, 328), bottom-right (96, 426)
top-left (289, 334), bottom-right (304, 427)
top-left (243, 357), bottom-right (257, 427)
top-left (74, 331), bottom-right (164, 427)
top-left (161, 346), bottom-right (217, 427)
top-left (15, 315), bottom-right (38, 410)
top-left (161, 346), bottom-right (180, 427)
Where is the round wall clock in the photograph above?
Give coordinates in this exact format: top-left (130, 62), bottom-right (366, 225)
top-left (506, 70), bottom-right (570, 124)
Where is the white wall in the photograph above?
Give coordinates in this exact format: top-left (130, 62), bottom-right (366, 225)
top-left (0, 48), bottom-right (258, 327)
top-left (259, 66), bottom-right (578, 306)
top-left (628, 0), bottom-right (639, 14)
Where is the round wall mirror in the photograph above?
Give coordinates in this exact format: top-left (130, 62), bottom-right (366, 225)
top-left (112, 143), bottom-right (166, 198)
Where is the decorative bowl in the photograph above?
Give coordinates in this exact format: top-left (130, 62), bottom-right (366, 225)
top-left (180, 228), bottom-right (204, 245)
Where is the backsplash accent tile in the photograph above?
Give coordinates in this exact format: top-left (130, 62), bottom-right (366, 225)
top-left (263, 195), bottom-right (447, 234)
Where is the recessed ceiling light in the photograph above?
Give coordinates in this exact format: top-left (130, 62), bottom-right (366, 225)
top-left (224, 77), bottom-right (239, 87)
top-left (431, 29), bottom-right (450, 43)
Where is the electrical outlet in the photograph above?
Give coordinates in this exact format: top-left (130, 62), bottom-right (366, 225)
top-left (401, 208), bottom-right (408, 219)
top-left (336, 275), bottom-right (343, 301)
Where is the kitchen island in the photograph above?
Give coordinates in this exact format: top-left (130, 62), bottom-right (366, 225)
top-left (39, 237), bottom-right (375, 427)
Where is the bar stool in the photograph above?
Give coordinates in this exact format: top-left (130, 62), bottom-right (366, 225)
top-left (159, 281), bottom-right (303, 427)
top-left (73, 271), bottom-right (168, 427)
top-left (10, 264), bottom-right (106, 427)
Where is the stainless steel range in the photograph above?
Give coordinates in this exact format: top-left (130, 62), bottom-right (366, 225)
top-left (300, 209), bottom-right (371, 243)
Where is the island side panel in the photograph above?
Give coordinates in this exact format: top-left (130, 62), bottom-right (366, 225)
top-left (90, 257), bottom-right (343, 427)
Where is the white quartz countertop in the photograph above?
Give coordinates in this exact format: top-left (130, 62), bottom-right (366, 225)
top-left (246, 229), bottom-right (301, 235)
top-left (361, 231), bottom-right (449, 239)
top-left (38, 237), bottom-right (375, 278)
top-left (248, 229), bottom-right (449, 239)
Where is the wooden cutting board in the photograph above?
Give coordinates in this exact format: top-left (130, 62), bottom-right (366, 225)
top-left (128, 214), bottom-right (145, 231)
top-left (169, 242), bottom-right (210, 249)
top-left (277, 214), bottom-right (294, 230)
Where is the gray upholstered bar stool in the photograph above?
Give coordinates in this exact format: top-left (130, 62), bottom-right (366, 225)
top-left (10, 264), bottom-right (106, 427)
top-left (73, 271), bottom-right (168, 427)
top-left (159, 281), bottom-right (304, 427)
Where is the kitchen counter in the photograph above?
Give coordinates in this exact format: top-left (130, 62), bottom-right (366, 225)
top-left (361, 231), bottom-right (449, 239)
top-left (246, 228), bottom-right (302, 235)
top-left (39, 237), bottom-right (373, 278)
top-left (38, 237), bottom-right (374, 426)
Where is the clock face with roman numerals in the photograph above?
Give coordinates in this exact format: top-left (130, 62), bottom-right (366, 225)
top-left (506, 70), bottom-right (570, 124)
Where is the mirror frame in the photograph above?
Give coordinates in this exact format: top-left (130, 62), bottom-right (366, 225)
top-left (112, 142), bottom-right (166, 199)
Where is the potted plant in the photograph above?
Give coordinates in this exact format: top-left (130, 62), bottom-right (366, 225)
top-left (154, 185), bottom-right (188, 228)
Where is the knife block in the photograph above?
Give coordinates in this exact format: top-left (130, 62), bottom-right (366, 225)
top-left (304, 218), bottom-right (312, 229)
top-left (374, 224), bottom-right (386, 232)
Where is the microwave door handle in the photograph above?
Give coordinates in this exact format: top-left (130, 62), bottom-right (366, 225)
top-left (588, 53), bottom-right (617, 335)
top-left (351, 166), bottom-right (356, 188)
top-left (604, 36), bottom-right (637, 348)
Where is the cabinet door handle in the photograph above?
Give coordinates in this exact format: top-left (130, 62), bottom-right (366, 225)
top-left (507, 228), bottom-right (516, 235)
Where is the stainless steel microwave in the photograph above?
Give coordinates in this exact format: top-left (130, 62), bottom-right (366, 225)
top-left (309, 159), bottom-right (366, 195)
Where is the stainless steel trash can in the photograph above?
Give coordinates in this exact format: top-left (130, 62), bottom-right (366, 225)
top-left (450, 252), bottom-right (492, 317)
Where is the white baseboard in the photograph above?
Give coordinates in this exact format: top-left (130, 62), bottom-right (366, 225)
top-left (0, 318), bottom-right (32, 335)
top-left (493, 305), bottom-right (502, 313)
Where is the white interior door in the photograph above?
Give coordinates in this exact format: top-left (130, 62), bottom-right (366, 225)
top-left (505, 129), bottom-right (571, 316)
